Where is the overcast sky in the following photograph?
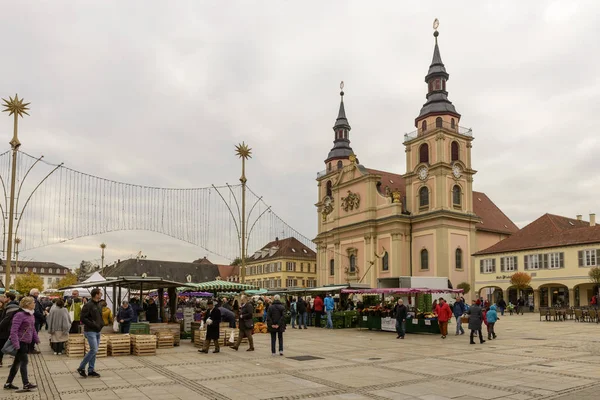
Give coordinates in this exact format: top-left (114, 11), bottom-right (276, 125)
top-left (0, 1), bottom-right (598, 269)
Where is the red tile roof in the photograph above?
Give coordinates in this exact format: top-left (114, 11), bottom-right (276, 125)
top-left (472, 191), bottom-right (519, 235)
top-left (249, 237), bottom-right (316, 262)
top-left (216, 265), bottom-right (239, 278)
top-left (366, 168), bottom-right (405, 198)
top-left (474, 213), bottom-right (600, 255)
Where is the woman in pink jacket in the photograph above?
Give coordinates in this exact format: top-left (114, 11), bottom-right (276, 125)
top-left (4, 297), bottom-right (39, 391)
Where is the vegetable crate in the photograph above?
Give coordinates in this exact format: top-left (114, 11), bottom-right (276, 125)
top-left (131, 334), bottom-right (157, 356)
top-left (193, 329), bottom-right (226, 348)
top-left (66, 334), bottom-right (85, 358)
top-left (149, 323), bottom-right (181, 346)
top-left (155, 331), bottom-right (174, 349)
top-left (84, 334), bottom-right (108, 358)
top-left (107, 334), bottom-right (131, 356)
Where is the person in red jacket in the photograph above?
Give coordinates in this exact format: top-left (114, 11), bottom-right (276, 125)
top-left (436, 298), bottom-right (452, 339)
top-left (313, 295), bottom-right (324, 328)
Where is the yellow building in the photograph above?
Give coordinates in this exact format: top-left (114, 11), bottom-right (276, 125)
top-left (244, 237), bottom-right (317, 289)
top-left (474, 213), bottom-right (600, 308)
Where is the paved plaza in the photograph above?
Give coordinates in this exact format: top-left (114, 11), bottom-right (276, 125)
top-left (0, 313), bottom-right (598, 400)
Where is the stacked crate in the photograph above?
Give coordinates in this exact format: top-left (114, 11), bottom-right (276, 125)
top-left (84, 334), bottom-right (108, 357)
top-left (155, 331), bottom-right (174, 349)
top-left (131, 334), bottom-right (157, 356)
top-left (183, 308), bottom-right (194, 332)
top-left (149, 323), bottom-right (181, 346)
top-left (193, 328), bottom-right (227, 349)
top-left (107, 334), bottom-right (131, 356)
top-left (66, 334), bottom-right (85, 357)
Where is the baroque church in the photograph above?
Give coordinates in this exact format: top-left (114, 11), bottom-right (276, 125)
top-left (313, 27), bottom-right (518, 294)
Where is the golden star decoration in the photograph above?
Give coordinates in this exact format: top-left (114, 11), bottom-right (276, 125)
top-left (235, 142), bottom-right (252, 159)
top-left (2, 94), bottom-right (30, 117)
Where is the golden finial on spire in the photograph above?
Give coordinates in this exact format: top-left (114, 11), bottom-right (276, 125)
top-left (235, 142), bottom-right (252, 160)
top-left (2, 94), bottom-right (30, 118)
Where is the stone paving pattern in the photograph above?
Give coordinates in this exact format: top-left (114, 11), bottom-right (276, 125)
top-left (0, 313), bottom-right (598, 399)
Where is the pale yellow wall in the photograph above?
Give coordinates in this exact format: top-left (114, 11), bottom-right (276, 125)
top-left (245, 257), bottom-right (317, 288)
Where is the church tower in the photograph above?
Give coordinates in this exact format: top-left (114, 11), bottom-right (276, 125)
top-left (404, 21), bottom-right (475, 216)
top-left (324, 82), bottom-right (354, 173)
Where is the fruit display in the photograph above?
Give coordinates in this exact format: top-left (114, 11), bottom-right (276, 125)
top-left (253, 322), bottom-right (268, 334)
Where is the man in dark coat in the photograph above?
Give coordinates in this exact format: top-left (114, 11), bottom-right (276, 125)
top-left (266, 295), bottom-right (286, 355)
top-left (467, 300), bottom-right (485, 344)
top-left (145, 298), bottom-right (159, 323)
top-left (394, 299), bottom-right (408, 339)
top-left (219, 306), bottom-right (236, 328)
top-left (199, 300), bottom-right (221, 353)
top-left (296, 297), bottom-right (307, 329)
top-left (231, 295), bottom-right (254, 351)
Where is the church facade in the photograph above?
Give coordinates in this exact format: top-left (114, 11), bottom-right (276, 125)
top-left (313, 28), bottom-right (518, 295)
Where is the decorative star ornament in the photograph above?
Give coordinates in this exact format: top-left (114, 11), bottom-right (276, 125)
top-left (235, 142), bottom-right (252, 160)
top-left (2, 94), bottom-right (30, 117)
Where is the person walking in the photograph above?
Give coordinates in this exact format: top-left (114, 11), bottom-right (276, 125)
top-left (467, 300), bottom-right (485, 345)
top-left (436, 298), bottom-right (452, 339)
top-left (29, 289), bottom-right (44, 355)
top-left (116, 301), bottom-right (135, 334)
top-left (266, 295), bottom-right (286, 356)
top-left (394, 299), bottom-right (407, 339)
top-left (324, 294), bottom-right (335, 329)
top-left (66, 290), bottom-right (84, 334)
top-left (496, 298), bottom-right (507, 316)
top-left (516, 297), bottom-right (525, 315)
top-left (77, 288), bottom-right (104, 378)
top-left (230, 295), bottom-right (254, 352)
top-left (453, 297), bottom-right (466, 336)
top-left (486, 305), bottom-right (498, 340)
top-left (199, 300), bottom-right (221, 354)
top-left (0, 299), bottom-right (20, 367)
top-left (313, 295), bottom-right (324, 328)
top-left (296, 297), bottom-right (307, 329)
top-left (4, 297), bottom-right (39, 391)
top-left (47, 299), bottom-right (71, 355)
top-left (290, 298), bottom-right (298, 329)
top-left (145, 298), bottom-right (159, 323)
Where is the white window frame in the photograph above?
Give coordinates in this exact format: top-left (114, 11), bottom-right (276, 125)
top-left (526, 254), bottom-right (541, 270)
top-left (583, 249), bottom-right (597, 267)
top-left (483, 259), bottom-right (495, 273)
top-left (548, 252), bottom-right (564, 269)
top-left (501, 256), bottom-right (517, 272)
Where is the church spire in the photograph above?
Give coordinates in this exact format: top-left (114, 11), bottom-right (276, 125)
top-left (325, 81), bottom-right (354, 165)
top-left (415, 19), bottom-right (460, 127)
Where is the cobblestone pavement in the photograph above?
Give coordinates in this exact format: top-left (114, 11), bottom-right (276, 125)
top-left (0, 313), bottom-right (598, 399)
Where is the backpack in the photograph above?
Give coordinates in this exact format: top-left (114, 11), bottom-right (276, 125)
top-left (0, 308), bottom-right (22, 339)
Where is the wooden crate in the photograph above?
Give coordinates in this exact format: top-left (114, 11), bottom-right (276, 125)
top-left (66, 334), bottom-right (85, 357)
top-left (131, 334), bottom-right (157, 356)
top-left (193, 329), bottom-right (226, 348)
top-left (84, 334), bottom-right (108, 358)
top-left (155, 332), bottom-right (174, 349)
top-left (149, 323), bottom-right (181, 346)
top-left (222, 329), bottom-right (248, 347)
top-left (107, 334), bottom-right (131, 356)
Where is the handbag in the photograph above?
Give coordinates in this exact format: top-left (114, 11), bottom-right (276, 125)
top-left (2, 327), bottom-right (30, 356)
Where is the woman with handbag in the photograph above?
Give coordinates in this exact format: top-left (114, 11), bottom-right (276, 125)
top-left (3, 296), bottom-right (39, 390)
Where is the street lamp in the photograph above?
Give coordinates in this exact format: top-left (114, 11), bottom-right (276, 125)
top-left (235, 142), bottom-right (252, 284)
top-left (100, 243), bottom-right (107, 268)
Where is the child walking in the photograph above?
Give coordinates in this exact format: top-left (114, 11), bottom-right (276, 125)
top-left (486, 305), bottom-right (498, 340)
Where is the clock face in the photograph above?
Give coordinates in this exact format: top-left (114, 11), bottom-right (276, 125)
top-left (452, 164), bottom-right (462, 178)
top-left (418, 167), bottom-right (428, 181)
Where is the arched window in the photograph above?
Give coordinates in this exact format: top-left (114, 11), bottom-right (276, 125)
top-left (328, 162), bottom-right (332, 171)
top-left (419, 186), bottom-right (429, 208)
top-left (455, 248), bottom-right (463, 270)
top-left (329, 259), bottom-right (335, 276)
top-left (382, 252), bottom-right (389, 271)
top-left (326, 181), bottom-right (332, 197)
top-left (419, 143), bottom-right (429, 164)
top-left (436, 117), bottom-right (443, 128)
top-left (451, 141), bottom-right (459, 161)
top-left (337, 160), bottom-right (343, 170)
top-left (453, 185), bottom-right (461, 206)
top-left (40, 268), bottom-right (45, 273)
top-left (349, 255), bottom-right (356, 272)
top-left (33, 268), bottom-right (37, 273)
top-left (450, 118), bottom-right (455, 129)
top-left (420, 249), bottom-right (429, 270)
top-left (421, 120), bottom-right (427, 133)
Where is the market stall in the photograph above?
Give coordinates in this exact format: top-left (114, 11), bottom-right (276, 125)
top-left (342, 287), bottom-right (464, 334)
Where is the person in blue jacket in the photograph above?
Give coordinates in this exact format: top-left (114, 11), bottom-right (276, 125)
top-left (324, 294), bottom-right (335, 329)
top-left (117, 301), bottom-right (135, 334)
top-left (452, 297), bottom-right (466, 335)
top-left (486, 305), bottom-right (498, 340)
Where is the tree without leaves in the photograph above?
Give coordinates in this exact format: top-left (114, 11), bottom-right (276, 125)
top-left (14, 272), bottom-right (44, 295)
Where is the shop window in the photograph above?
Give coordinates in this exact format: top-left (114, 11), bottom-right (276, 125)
top-left (419, 143), bottom-right (429, 164)
top-left (419, 186), bottom-right (429, 208)
top-left (451, 141), bottom-right (459, 161)
top-left (420, 249), bottom-right (429, 270)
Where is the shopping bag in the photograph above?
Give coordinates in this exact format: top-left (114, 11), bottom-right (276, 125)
top-left (200, 320), bottom-right (205, 330)
top-left (68, 308), bottom-right (75, 322)
top-left (228, 331), bottom-right (235, 344)
top-left (113, 320), bottom-right (120, 333)
top-left (1, 339), bottom-right (17, 356)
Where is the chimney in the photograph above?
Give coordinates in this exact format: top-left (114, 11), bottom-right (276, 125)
top-left (576, 215), bottom-right (582, 221)
top-left (591, 213), bottom-right (596, 227)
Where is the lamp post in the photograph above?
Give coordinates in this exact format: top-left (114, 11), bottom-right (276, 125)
top-left (100, 243), bottom-right (107, 268)
top-left (2, 95), bottom-right (29, 289)
top-left (14, 237), bottom-right (21, 283)
top-left (235, 142), bottom-right (252, 283)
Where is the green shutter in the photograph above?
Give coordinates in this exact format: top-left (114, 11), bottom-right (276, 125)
top-left (543, 254), bottom-right (549, 269)
top-left (559, 252), bottom-right (564, 268)
top-left (513, 256), bottom-right (518, 271)
top-left (524, 255), bottom-right (528, 270)
top-left (480, 259), bottom-right (484, 273)
top-left (578, 250), bottom-right (584, 267)
top-left (500, 257), bottom-right (505, 272)
top-left (492, 259), bottom-right (496, 273)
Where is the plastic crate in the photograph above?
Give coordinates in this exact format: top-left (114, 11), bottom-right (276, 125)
top-left (129, 322), bottom-right (150, 335)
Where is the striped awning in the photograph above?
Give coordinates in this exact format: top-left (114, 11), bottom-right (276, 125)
top-left (177, 280), bottom-right (257, 292)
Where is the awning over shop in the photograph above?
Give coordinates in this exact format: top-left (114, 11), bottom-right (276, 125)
top-left (341, 288), bottom-right (464, 295)
top-left (264, 284), bottom-right (371, 296)
top-left (177, 280), bottom-right (257, 292)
